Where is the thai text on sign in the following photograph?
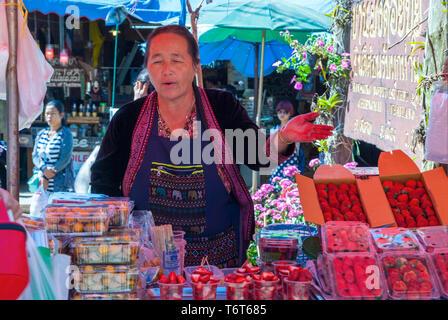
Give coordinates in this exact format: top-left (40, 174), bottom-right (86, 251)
top-left (344, 0), bottom-right (428, 167)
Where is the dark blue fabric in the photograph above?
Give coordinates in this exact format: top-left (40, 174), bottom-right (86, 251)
top-left (129, 111), bottom-right (240, 239)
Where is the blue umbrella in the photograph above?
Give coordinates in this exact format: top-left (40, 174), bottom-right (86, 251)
top-left (199, 37), bottom-right (292, 78)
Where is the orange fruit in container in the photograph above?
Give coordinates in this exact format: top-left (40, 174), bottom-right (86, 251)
top-left (96, 222), bottom-right (106, 232)
top-left (83, 266), bottom-right (95, 273)
top-left (64, 212), bottom-right (75, 224)
top-left (84, 223), bottom-right (94, 232)
top-left (99, 244), bottom-right (109, 256)
top-left (74, 222), bottom-right (84, 233)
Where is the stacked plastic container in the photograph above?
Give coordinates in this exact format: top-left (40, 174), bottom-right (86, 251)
top-left (43, 197), bottom-right (137, 300)
top-left (314, 222), bottom-right (445, 300)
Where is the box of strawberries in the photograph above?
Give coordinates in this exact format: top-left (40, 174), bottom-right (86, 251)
top-left (296, 164), bottom-right (395, 227)
top-left (378, 150), bottom-right (448, 228)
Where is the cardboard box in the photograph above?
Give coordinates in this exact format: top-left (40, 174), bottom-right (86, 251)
top-left (296, 164), bottom-right (395, 228)
top-left (378, 149), bottom-right (448, 226)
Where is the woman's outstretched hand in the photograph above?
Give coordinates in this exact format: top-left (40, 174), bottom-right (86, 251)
top-left (280, 112), bottom-right (334, 143)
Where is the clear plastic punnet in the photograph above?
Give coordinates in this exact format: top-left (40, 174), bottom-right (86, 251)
top-left (71, 292), bottom-right (138, 300)
top-left (44, 203), bottom-right (112, 236)
top-left (71, 232), bottom-right (139, 265)
top-left (326, 253), bottom-right (386, 300)
top-left (89, 197), bottom-right (135, 227)
top-left (381, 251), bottom-right (440, 300)
top-left (415, 226), bottom-right (448, 253)
top-left (184, 265), bottom-right (224, 285)
top-left (430, 250), bottom-right (448, 298)
top-left (74, 265), bottom-right (138, 293)
top-left (322, 221), bottom-right (372, 254)
top-left (370, 227), bottom-right (422, 253)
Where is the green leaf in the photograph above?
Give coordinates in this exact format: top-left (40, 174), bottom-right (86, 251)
top-left (302, 236), bottom-right (322, 260)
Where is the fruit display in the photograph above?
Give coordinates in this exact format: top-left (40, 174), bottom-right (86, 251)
top-left (283, 266), bottom-right (313, 300)
top-left (370, 227), bottom-right (421, 253)
top-left (431, 250), bottom-right (448, 298)
top-left (71, 233), bottom-right (139, 265)
top-left (71, 292), bottom-right (138, 300)
top-left (322, 221), bottom-right (372, 253)
top-left (381, 253), bottom-right (439, 300)
top-left (250, 272), bottom-right (280, 300)
top-left (189, 270), bottom-right (220, 300)
top-left (224, 273), bottom-right (252, 300)
top-left (328, 253), bottom-right (385, 300)
top-left (21, 216), bottom-right (45, 230)
top-left (415, 226), bottom-right (448, 252)
top-left (316, 182), bottom-right (367, 222)
top-left (236, 262), bottom-right (261, 275)
top-left (272, 260), bottom-right (298, 298)
top-left (89, 197), bottom-right (134, 227)
top-left (45, 203), bottom-right (111, 236)
top-left (382, 179), bottom-right (440, 228)
top-left (184, 265), bottom-right (225, 285)
top-left (74, 265), bottom-right (138, 293)
top-left (158, 271), bottom-right (186, 300)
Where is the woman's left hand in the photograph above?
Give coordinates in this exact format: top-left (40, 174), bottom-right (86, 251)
top-left (280, 112), bottom-right (334, 143)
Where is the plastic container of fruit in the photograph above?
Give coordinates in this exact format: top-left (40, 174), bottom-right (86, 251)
top-left (321, 221), bottom-right (372, 254)
top-left (44, 203), bottom-right (112, 236)
top-left (71, 292), bottom-right (138, 300)
top-left (415, 226), bottom-right (448, 253)
top-left (224, 273), bottom-right (252, 300)
top-left (89, 197), bottom-right (134, 227)
top-left (381, 251), bottom-right (440, 300)
top-left (71, 232), bottom-right (139, 265)
top-left (325, 253), bottom-right (386, 300)
top-left (252, 277), bottom-right (280, 300)
top-left (74, 265), bottom-right (138, 293)
top-left (370, 227), bottom-right (422, 253)
top-left (191, 282), bottom-right (219, 300)
top-left (429, 250), bottom-right (448, 299)
top-left (184, 265), bottom-right (224, 285)
top-left (256, 224), bottom-right (306, 265)
top-left (283, 278), bottom-right (312, 300)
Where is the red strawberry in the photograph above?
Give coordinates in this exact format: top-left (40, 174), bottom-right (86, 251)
top-left (159, 274), bottom-right (169, 284)
top-left (392, 280), bottom-right (407, 292)
top-left (408, 198), bottom-right (420, 208)
top-left (405, 179), bottom-right (417, 189)
top-left (200, 274), bottom-right (211, 283)
top-left (397, 194), bottom-right (408, 203)
top-left (333, 213), bottom-right (344, 221)
top-left (425, 207), bottom-right (436, 216)
top-left (394, 182), bottom-right (405, 189)
top-left (382, 180), bottom-right (394, 191)
top-left (251, 274), bottom-right (261, 281)
top-left (421, 200), bottom-right (432, 210)
top-left (261, 272), bottom-right (275, 281)
top-left (298, 269), bottom-right (313, 282)
top-left (318, 190), bottom-right (328, 199)
top-left (316, 184), bottom-right (327, 190)
top-left (417, 217), bottom-right (429, 227)
top-left (191, 273), bottom-right (201, 283)
top-left (177, 275), bottom-right (186, 284)
top-left (168, 271), bottom-right (177, 284)
top-left (394, 213), bottom-right (405, 227)
top-left (349, 184), bottom-right (358, 193)
top-left (409, 207), bottom-right (423, 218)
top-left (323, 212), bottom-right (333, 221)
top-left (403, 271), bottom-right (418, 283)
top-left (328, 183), bottom-right (338, 192)
top-left (288, 266), bottom-right (301, 281)
top-left (388, 199), bottom-right (398, 207)
top-left (415, 188), bottom-right (426, 197)
top-left (339, 183), bottom-right (349, 191)
top-left (407, 220), bottom-right (417, 228)
top-left (193, 266), bottom-right (213, 276)
top-left (237, 268), bottom-right (247, 274)
top-left (416, 181), bottom-right (424, 188)
top-left (397, 202), bottom-right (408, 211)
top-left (390, 187), bottom-right (401, 197)
top-left (428, 216), bottom-right (440, 226)
top-left (341, 200), bottom-right (352, 208)
top-left (329, 198), bottom-right (339, 208)
top-left (420, 281), bottom-right (433, 292)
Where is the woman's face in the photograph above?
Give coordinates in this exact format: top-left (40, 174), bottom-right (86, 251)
top-left (277, 109), bottom-right (290, 122)
top-left (45, 106), bottom-right (63, 128)
top-left (146, 33), bottom-right (198, 102)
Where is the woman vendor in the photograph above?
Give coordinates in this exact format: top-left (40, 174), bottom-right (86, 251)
top-left (91, 25), bottom-right (333, 268)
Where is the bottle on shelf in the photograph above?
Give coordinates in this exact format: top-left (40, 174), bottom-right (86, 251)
top-left (78, 103), bottom-right (84, 117)
top-left (86, 103), bottom-right (91, 118)
top-left (72, 103), bottom-right (77, 118)
top-left (92, 104), bottom-right (97, 117)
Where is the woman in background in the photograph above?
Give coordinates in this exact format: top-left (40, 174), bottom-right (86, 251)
top-left (32, 100), bottom-right (74, 192)
top-left (269, 101), bottom-right (306, 183)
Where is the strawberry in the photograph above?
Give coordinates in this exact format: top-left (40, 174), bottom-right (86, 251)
top-left (318, 190), bottom-right (328, 199)
top-left (421, 200), bottom-right (432, 210)
top-left (261, 272), bottom-right (275, 281)
top-left (316, 183), bottom-right (327, 190)
top-left (177, 275), bottom-right (186, 284)
top-left (251, 274), bottom-right (261, 281)
top-left (408, 198), bottom-right (420, 208)
top-left (429, 216), bottom-right (440, 226)
top-left (328, 183), bottom-right (338, 192)
top-left (382, 180), bottom-right (394, 191)
top-left (383, 257), bottom-right (396, 267)
top-left (397, 202), bottom-right (408, 211)
top-left (288, 266), bottom-right (301, 281)
top-left (425, 207), bottom-right (436, 216)
top-left (193, 266), bottom-right (213, 276)
top-left (159, 274), bottom-right (169, 284)
top-left (349, 183), bottom-right (358, 193)
top-left (405, 179), bottom-right (417, 189)
top-left (168, 271), bottom-right (177, 284)
top-left (409, 206), bottom-right (423, 218)
top-left (419, 281), bottom-right (433, 292)
top-left (237, 268), bottom-right (247, 274)
top-left (298, 269), bottom-right (313, 282)
top-left (333, 213), bottom-right (344, 221)
top-left (392, 280), bottom-right (407, 292)
top-left (416, 181), bottom-right (424, 188)
top-left (323, 212), bottom-right (333, 221)
top-left (247, 266), bottom-right (261, 273)
top-left (394, 182), bottom-right (405, 189)
top-left (339, 183), bottom-right (349, 191)
top-left (200, 274), bottom-right (211, 283)
top-left (403, 271), bottom-right (418, 283)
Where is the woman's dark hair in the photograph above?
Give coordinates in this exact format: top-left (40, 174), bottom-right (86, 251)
top-left (143, 25), bottom-right (200, 67)
top-left (45, 100), bottom-right (66, 126)
top-left (275, 100), bottom-right (295, 115)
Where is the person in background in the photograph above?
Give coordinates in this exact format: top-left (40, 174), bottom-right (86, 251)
top-left (269, 100), bottom-right (306, 183)
top-left (32, 100), bottom-right (75, 192)
top-left (134, 68), bottom-right (154, 101)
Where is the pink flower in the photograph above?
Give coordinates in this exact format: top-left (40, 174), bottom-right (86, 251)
top-left (341, 52), bottom-right (350, 57)
top-left (283, 165), bottom-right (300, 177)
top-left (279, 178), bottom-right (293, 189)
top-left (302, 52), bottom-right (307, 59)
top-left (289, 209), bottom-right (302, 218)
top-left (256, 220), bottom-right (264, 227)
top-left (272, 60), bottom-right (282, 67)
top-left (327, 46), bottom-right (335, 52)
top-left (290, 75), bottom-right (297, 84)
top-left (286, 190), bottom-right (300, 198)
top-left (272, 177), bottom-right (282, 184)
top-left (273, 214), bottom-right (283, 220)
top-left (316, 39), bottom-right (324, 47)
top-left (309, 158), bottom-right (321, 168)
top-left (252, 194), bottom-right (262, 202)
top-left (329, 63), bottom-right (338, 72)
top-left (267, 209), bottom-right (279, 217)
top-left (285, 30), bottom-right (290, 36)
top-left (294, 81), bottom-right (303, 91)
top-left (343, 161), bottom-right (358, 169)
top-left (260, 184), bottom-right (274, 193)
top-left (254, 204), bottom-right (263, 211)
top-left (341, 60), bottom-right (350, 69)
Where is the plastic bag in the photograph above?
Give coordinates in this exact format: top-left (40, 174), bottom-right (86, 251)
top-left (0, 1), bottom-right (54, 130)
top-left (129, 210), bottom-right (155, 247)
top-left (27, 172), bottom-right (40, 193)
top-left (74, 145), bottom-right (100, 194)
top-left (29, 185), bottom-right (49, 218)
top-left (18, 230), bottom-right (70, 300)
top-left (425, 81), bottom-right (448, 163)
